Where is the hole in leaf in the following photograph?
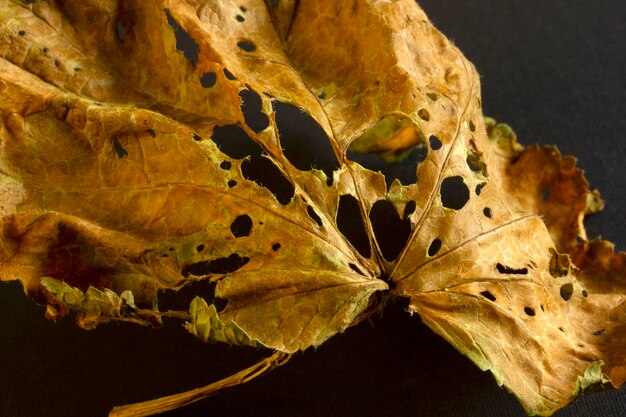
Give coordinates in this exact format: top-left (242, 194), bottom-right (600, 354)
top-left (426, 93), bottom-right (438, 101)
top-left (483, 207), bottom-right (492, 218)
top-left (192, 133), bottom-right (202, 142)
top-left (560, 283), bottom-right (574, 301)
top-left (466, 140), bottom-right (487, 177)
top-left (440, 176), bottom-right (469, 210)
top-left (582, 289), bottom-right (589, 298)
top-left (337, 195), bottom-right (371, 258)
top-left (347, 146), bottom-right (426, 189)
top-left (496, 263), bottom-right (528, 275)
top-left (18, 30), bottom-right (26, 36)
top-left (164, 8), bottom-right (199, 63)
top-left (469, 120), bottom-right (476, 132)
top-left (200, 72), bottom-right (217, 88)
top-left (211, 124), bottom-right (262, 159)
top-left (113, 137), bottom-right (128, 158)
top-left (417, 109), bottom-right (430, 121)
top-left (307, 205), bottom-right (323, 227)
top-left (549, 248), bottom-right (570, 278)
top-left (429, 135), bottom-right (442, 150)
top-left (593, 329), bottom-right (606, 336)
top-left (428, 238), bottom-right (442, 257)
top-left (220, 161), bottom-right (231, 170)
top-left (181, 253), bottom-right (249, 277)
top-left (349, 263), bottom-right (365, 275)
top-left (227, 180), bottom-right (237, 188)
top-left (148, 129), bottom-right (157, 138)
top-left (159, 280), bottom-right (226, 313)
top-left (242, 158), bottom-right (294, 205)
top-left (239, 6), bottom-right (247, 12)
top-left (236, 15), bottom-right (245, 22)
top-left (370, 200), bottom-right (411, 262)
top-left (543, 187), bottom-right (552, 202)
top-left (273, 101), bottom-right (339, 181)
top-left (223, 68), bottom-right (236, 80)
top-left (239, 89), bottom-right (269, 133)
top-left (403, 201), bottom-right (416, 219)
top-left (231, 215), bottom-right (253, 237)
top-left (237, 40), bottom-right (256, 52)
top-left (524, 307), bottom-right (536, 316)
top-left (196, 244), bottom-right (205, 252)
top-left (116, 20), bottom-right (125, 41)
top-left (475, 182), bottom-right (486, 196)
top-left (480, 291), bottom-right (496, 302)
top-left (559, 327), bottom-right (565, 332)
top-left (271, 243), bottom-right (281, 251)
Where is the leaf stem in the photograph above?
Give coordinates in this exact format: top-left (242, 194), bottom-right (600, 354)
top-left (108, 351), bottom-right (291, 417)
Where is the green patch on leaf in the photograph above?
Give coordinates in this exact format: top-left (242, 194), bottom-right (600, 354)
top-left (185, 297), bottom-right (262, 347)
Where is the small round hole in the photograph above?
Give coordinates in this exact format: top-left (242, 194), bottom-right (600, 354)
top-left (524, 307), bottom-right (535, 316)
top-left (428, 238), bottom-right (442, 257)
top-left (560, 283), bottom-right (574, 301)
top-left (237, 40), bottom-right (256, 52)
top-left (418, 109), bottom-right (430, 121)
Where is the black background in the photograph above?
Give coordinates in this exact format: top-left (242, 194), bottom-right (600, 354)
top-left (1, 1), bottom-right (625, 416)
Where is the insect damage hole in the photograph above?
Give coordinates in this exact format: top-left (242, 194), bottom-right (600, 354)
top-left (223, 68), bottom-right (236, 80)
top-left (116, 20), bottom-right (125, 41)
top-left (403, 201), bottom-right (416, 219)
top-left (271, 243), bottom-right (281, 251)
top-left (427, 238), bottom-right (442, 257)
top-left (337, 195), bottom-right (371, 258)
top-left (237, 40), bottom-right (256, 52)
top-left (306, 206), bottom-right (323, 227)
top-left (440, 176), bottom-right (470, 210)
top-left (239, 89), bottom-right (269, 133)
top-left (429, 135), bottom-right (442, 150)
top-left (163, 8), bottom-right (199, 63)
top-left (417, 109), bottom-right (430, 121)
top-left (496, 263), bottom-right (528, 275)
top-left (273, 101), bottom-right (339, 184)
top-left (211, 124), bottom-right (295, 204)
top-left (200, 72), bottom-right (217, 88)
top-left (370, 200), bottom-right (411, 262)
top-left (113, 137), bottom-right (128, 158)
top-left (480, 291), bottom-right (496, 302)
top-left (181, 253), bottom-right (249, 277)
top-left (349, 263), bottom-right (365, 275)
top-left (483, 207), bottom-right (492, 218)
top-left (560, 283), bottom-right (574, 301)
top-left (231, 214), bottom-right (253, 237)
top-left (524, 307), bottom-right (536, 316)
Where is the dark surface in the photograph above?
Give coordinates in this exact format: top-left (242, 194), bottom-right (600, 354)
top-left (1, 1), bottom-right (626, 416)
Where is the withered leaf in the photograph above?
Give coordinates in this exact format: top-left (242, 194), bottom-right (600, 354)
top-left (0, 1), bottom-right (624, 416)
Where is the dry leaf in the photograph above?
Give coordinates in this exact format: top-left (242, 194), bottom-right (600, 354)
top-left (0, 1), bottom-right (624, 416)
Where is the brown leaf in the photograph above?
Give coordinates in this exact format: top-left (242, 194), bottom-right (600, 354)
top-left (0, 1), bottom-right (624, 416)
